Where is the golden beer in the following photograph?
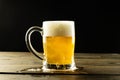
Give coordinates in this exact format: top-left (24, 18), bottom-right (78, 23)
top-left (43, 36), bottom-right (75, 64)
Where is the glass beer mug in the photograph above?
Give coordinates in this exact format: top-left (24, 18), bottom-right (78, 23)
top-left (25, 21), bottom-right (77, 72)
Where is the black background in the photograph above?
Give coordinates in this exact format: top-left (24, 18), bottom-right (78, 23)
top-left (0, 0), bottom-right (120, 53)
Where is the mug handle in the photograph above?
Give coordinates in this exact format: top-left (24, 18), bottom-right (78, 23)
top-left (25, 26), bottom-right (44, 60)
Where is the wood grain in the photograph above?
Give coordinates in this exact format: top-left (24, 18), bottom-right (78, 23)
top-left (0, 52), bottom-right (120, 80)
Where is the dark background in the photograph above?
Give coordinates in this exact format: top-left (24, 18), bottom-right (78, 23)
top-left (0, 0), bottom-right (120, 53)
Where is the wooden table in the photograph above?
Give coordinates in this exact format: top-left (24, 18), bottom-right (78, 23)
top-left (0, 52), bottom-right (120, 80)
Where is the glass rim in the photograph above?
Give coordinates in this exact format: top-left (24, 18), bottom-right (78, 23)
top-left (43, 20), bottom-right (74, 23)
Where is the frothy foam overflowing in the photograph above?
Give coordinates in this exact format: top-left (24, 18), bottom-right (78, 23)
top-left (43, 21), bottom-right (75, 36)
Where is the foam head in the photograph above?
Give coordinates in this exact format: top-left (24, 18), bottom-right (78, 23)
top-left (43, 21), bottom-right (75, 36)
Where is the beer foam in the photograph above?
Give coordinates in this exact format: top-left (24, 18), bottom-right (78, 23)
top-left (43, 21), bottom-right (75, 36)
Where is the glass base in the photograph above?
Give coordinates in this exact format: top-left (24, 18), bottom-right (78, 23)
top-left (42, 64), bottom-right (77, 72)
